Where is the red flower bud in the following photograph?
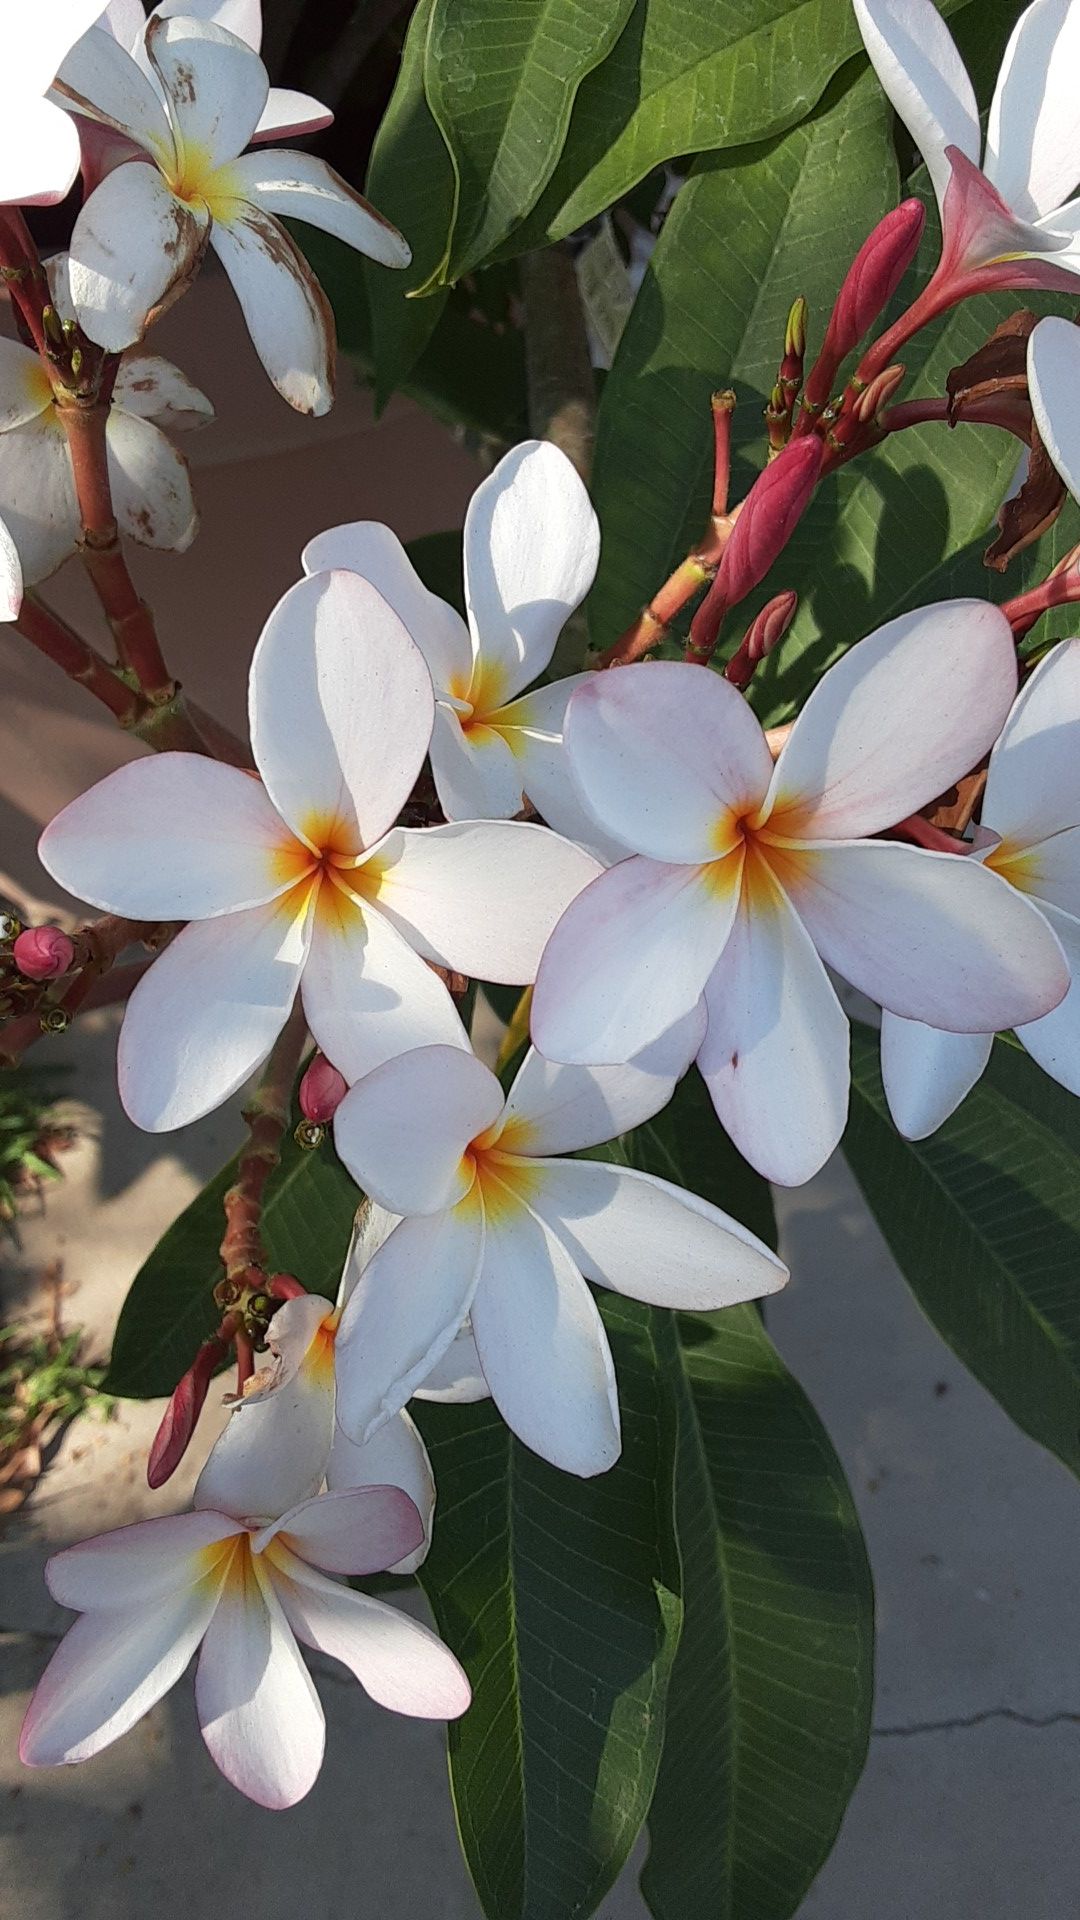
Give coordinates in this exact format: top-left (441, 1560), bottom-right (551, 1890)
top-left (725, 591), bottom-right (798, 691)
top-left (13, 926), bottom-right (75, 981)
top-left (299, 1053), bottom-right (347, 1123)
top-left (717, 438), bottom-right (823, 606)
top-left (823, 200), bottom-right (926, 366)
top-left (147, 1334), bottom-right (229, 1489)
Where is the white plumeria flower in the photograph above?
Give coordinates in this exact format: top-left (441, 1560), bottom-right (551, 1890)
top-left (883, 639), bottom-right (1080, 1134)
top-left (330, 1021), bottom-right (788, 1479)
top-left (0, 518), bottom-right (22, 623)
top-left (99, 0), bottom-right (331, 144)
top-left (304, 441), bottom-right (619, 858)
top-left (854, 0), bottom-right (1080, 293)
top-left (55, 14), bottom-right (410, 409)
top-left (38, 569), bottom-right (598, 1132)
top-left (0, 1), bottom-right (107, 205)
top-left (20, 1460), bottom-right (470, 1807)
top-left (530, 602), bottom-right (1071, 1188)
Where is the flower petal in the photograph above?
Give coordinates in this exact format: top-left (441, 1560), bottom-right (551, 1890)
top-left (105, 408), bottom-right (198, 551)
top-left (463, 439), bottom-right (599, 706)
top-left (253, 86), bottom-right (333, 141)
top-left (112, 350), bottom-right (215, 429)
top-left (429, 704), bottom-right (527, 820)
top-left (271, 1551), bottom-right (471, 1718)
top-left (148, 0), bottom-right (262, 51)
top-left (564, 659), bottom-right (773, 863)
top-left (56, 22), bottom-right (176, 164)
top-left (527, 1156), bottom-right (787, 1308)
top-left (145, 13), bottom-right (267, 170)
top-left (70, 161), bottom-right (207, 351)
top-left (117, 887), bottom-right (314, 1132)
top-left (0, 337), bottom-right (52, 431)
top-left (326, 1411), bottom-right (435, 1574)
top-left (0, 96), bottom-right (85, 207)
top-left (371, 820), bottom-right (600, 985)
top-left (498, 1009), bottom-right (706, 1156)
top-left (39, 753), bottom-right (302, 919)
top-left (300, 519), bottom-right (473, 694)
top-left (880, 1010), bottom-right (992, 1139)
top-left (985, 0), bottom-right (1080, 222)
top-left (0, 409), bottom-right (78, 583)
top-left (255, 1485), bottom-right (424, 1575)
top-left (765, 600), bottom-right (1018, 839)
top-left (334, 1205), bottom-right (485, 1444)
top-left (1003, 826), bottom-right (1080, 919)
top-left (530, 852), bottom-right (741, 1065)
top-left (1016, 900), bottom-right (1080, 1095)
top-left (209, 203), bottom-right (334, 415)
top-left (412, 1326), bottom-right (490, 1403)
top-left (196, 1549), bottom-right (325, 1808)
top-left (497, 674), bottom-right (629, 860)
top-left (0, 515), bottom-right (22, 621)
top-left (852, 0), bottom-right (980, 217)
top-left (249, 569), bottom-right (434, 856)
top-left (1029, 317), bottom-right (1080, 500)
top-left (194, 1297), bottom-right (337, 1522)
top-left (45, 1510), bottom-right (241, 1611)
top-left (301, 891), bottom-right (467, 1087)
top-left (983, 639), bottom-right (1080, 862)
top-left (785, 838), bottom-right (1069, 1031)
top-left (228, 149), bottom-right (410, 268)
top-left (333, 1043), bottom-right (503, 1215)
top-left (470, 1186), bottom-right (621, 1477)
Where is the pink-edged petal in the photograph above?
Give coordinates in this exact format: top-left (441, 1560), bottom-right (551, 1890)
top-left (249, 569), bottom-right (434, 856)
top-left (697, 868), bottom-right (852, 1187)
top-left (1016, 900), bottom-right (1080, 1095)
top-left (765, 601), bottom-right (1017, 840)
top-left (209, 204), bottom-right (334, 415)
top-left (228, 148), bottom-right (410, 268)
top-left (105, 408), bottom-right (198, 551)
top-left (39, 753), bottom-right (302, 919)
top-left (145, 14), bottom-right (267, 169)
top-left (413, 1326), bottom-right (490, 1403)
top-left (254, 1485), bottom-right (423, 1575)
top-left (526, 1157), bottom-right (787, 1308)
top-left (497, 675), bottom-right (629, 861)
top-left (0, 516), bottom-right (22, 621)
top-left (117, 886), bottom-right (314, 1132)
top-left (196, 1549), bottom-right (324, 1808)
top-left (270, 1549), bottom-right (471, 1719)
top-left (0, 337), bottom-right (53, 431)
top-left (470, 1184), bottom-right (620, 1477)
top-left (45, 1509), bottom-right (241, 1610)
top-left (497, 1008), bottom-right (706, 1156)
top-left (370, 820), bottom-right (600, 985)
top-left (463, 439), bottom-right (599, 706)
top-left (334, 1204), bottom-right (485, 1444)
top-left (0, 95), bottom-right (86, 206)
top-left (69, 162), bottom-right (208, 351)
top-left (852, 0), bottom-right (979, 218)
top-left (938, 146), bottom-right (1080, 284)
top-left (531, 852), bottom-right (742, 1065)
top-left (194, 1296), bottom-right (337, 1521)
top-left (984, 633), bottom-right (1080, 844)
top-left (301, 891), bottom-right (467, 1087)
top-left (113, 351), bottom-right (215, 429)
top-left (564, 660), bottom-right (773, 863)
top-left (56, 23), bottom-right (176, 164)
top-left (1029, 318), bottom-right (1080, 501)
top-left (333, 1042), bottom-right (502, 1215)
top-left (985, 0), bottom-right (1080, 222)
top-left (326, 1411), bottom-right (435, 1575)
top-left (880, 1009), bottom-right (992, 1139)
top-left (253, 86), bottom-right (333, 141)
top-left (429, 705), bottom-right (527, 820)
top-left (0, 410), bottom-right (78, 583)
top-left (785, 838), bottom-right (1069, 1031)
top-left (301, 520), bottom-right (473, 694)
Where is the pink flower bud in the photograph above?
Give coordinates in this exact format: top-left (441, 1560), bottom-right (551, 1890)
top-left (299, 1053), bottom-right (347, 1123)
top-left (717, 438), bottom-right (823, 606)
top-left (13, 926), bottom-right (75, 981)
top-left (147, 1334), bottom-right (229, 1489)
top-left (823, 200), bottom-right (926, 366)
top-left (725, 591), bottom-right (798, 691)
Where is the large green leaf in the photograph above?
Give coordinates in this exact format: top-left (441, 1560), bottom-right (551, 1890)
top-left (846, 1025), bottom-right (1080, 1478)
top-left (424, 0), bottom-right (635, 284)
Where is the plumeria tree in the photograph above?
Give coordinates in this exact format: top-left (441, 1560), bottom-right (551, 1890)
top-left (5, 0), bottom-right (1080, 1909)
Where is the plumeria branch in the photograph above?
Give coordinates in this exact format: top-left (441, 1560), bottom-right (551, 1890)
top-left (1000, 547), bottom-right (1080, 640)
top-left (520, 244), bottom-right (596, 483)
top-left (0, 207), bottom-right (52, 359)
top-left (14, 593), bottom-right (145, 726)
top-left (219, 1001), bottom-right (310, 1289)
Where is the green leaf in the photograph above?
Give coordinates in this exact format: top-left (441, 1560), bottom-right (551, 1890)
top-left (425, 0), bottom-right (635, 283)
top-left (413, 1294), bottom-right (682, 1920)
top-left (104, 1129), bottom-right (359, 1399)
top-left (846, 1025), bottom-right (1080, 1478)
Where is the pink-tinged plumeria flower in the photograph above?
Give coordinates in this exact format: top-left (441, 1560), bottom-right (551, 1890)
top-left (882, 639), bottom-right (1080, 1135)
top-left (38, 569), bottom-right (599, 1132)
top-left (20, 1460), bottom-right (470, 1807)
top-left (55, 15), bottom-right (410, 409)
top-left (303, 441), bottom-right (618, 858)
top-left (330, 1023), bottom-right (787, 1479)
top-left (853, 0), bottom-right (1080, 296)
top-left (99, 0), bottom-right (331, 144)
top-left (530, 603), bottom-right (1071, 1187)
top-left (0, 1), bottom-right (107, 205)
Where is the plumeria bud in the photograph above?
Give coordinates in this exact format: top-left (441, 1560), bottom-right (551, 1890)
top-left (851, 363), bottom-right (907, 425)
top-left (825, 201), bottom-right (926, 365)
top-left (13, 926), bottom-right (75, 981)
top-left (688, 438), bottom-right (822, 662)
top-left (299, 1053), bottom-right (348, 1123)
top-left (785, 296), bottom-right (808, 365)
top-left (147, 1332), bottom-right (231, 1489)
top-left (725, 591), bottom-right (799, 690)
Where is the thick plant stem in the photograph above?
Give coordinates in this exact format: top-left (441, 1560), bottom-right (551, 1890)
top-left (220, 1003), bottom-right (309, 1282)
top-left (520, 244), bottom-right (596, 482)
top-left (14, 594), bottom-right (145, 725)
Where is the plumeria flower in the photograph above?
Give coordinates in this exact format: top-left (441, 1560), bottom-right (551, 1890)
top-left (882, 638), bottom-right (1080, 1135)
top-left (0, 1), bottom-right (107, 205)
top-left (853, 0), bottom-right (1080, 297)
top-left (38, 569), bottom-right (598, 1132)
top-left (330, 1021), bottom-right (788, 1479)
top-left (0, 518), bottom-right (22, 623)
top-left (55, 14), bottom-right (410, 410)
top-left (303, 441), bottom-right (619, 857)
top-left (530, 603), bottom-right (1070, 1187)
top-left (20, 1444), bottom-right (470, 1807)
top-left (99, 0), bottom-right (331, 144)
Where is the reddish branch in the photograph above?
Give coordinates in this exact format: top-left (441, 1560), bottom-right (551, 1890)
top-left (219, 1004), bottom-right (309, 1283)
top-left (14, 594), bottom-right (145, 724)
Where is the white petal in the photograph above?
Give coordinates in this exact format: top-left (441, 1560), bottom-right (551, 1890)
top-left (1006, 827), bottom-right (1080, 919)
top-left (301, 891), bottom-right (467, 1086)
top-left (0, 337), bottom-right (53, 431)
top-left (697, 872), bottom-right (852, 1187)
top-left (371, 820), bottom-right (600, 985)
top-left (463, 440), bottom-right (599, 706)
top-left (880, 1010), bottom-right (993, 1139)
top-left (1029, 316), bottom-right (1080, 501)
top-left (334, 1205), bottom-right (485, 1444)
top-left (429, 704), bottom-right (527, 820)
top-left (984, 632), bottom-right (1080, 844)
top-left (0, 515), bottom-right (22, 620)
top-left (765, 601), bottom-right (1017, 840)
top-left (412, 1326), bottom-right (490, 1403)
top-left (498, 1009), bottom-right (706, 1156)
top-left (271, 1551), bottom-right (471, 1718)
top-left (149, 0), bottom-right (262, 50)
top-left (229, 148), bottom-right (410, 268)
top-left (209, 204), bottom-right (333, 415)
top-left (0, 411), bottom-right (78, 584)
top-left (45, 1510), bottom-right (241, 1611)
top-left (117, 887), bottom-right (314, 1132)
top-left (0, 95), bottom-right (86, 207)
top-left (470, 1186), bottom-right (621, 1477)
top-left (497, 675), bottom-right (629, 861)
top-left (105, 408), bottom-right (197, 550)
top-left (785, 838), bottom-right (1070, 1032)
top-left (255, 1484), bottom-right (424, 1575)
top-left (300, 520), bottom-right (473, 694)
top-left (563, 660), bottom-right (773, 864)
top-left (335, 1201), bottom-right (401, 1315)
top-left (333, 1043), bottom-right (503, 1215)
top-left (249, 569), bottom-right (433, 856)
top-left (196, 1550), bottom-right (325, 1808)
top-left (101, 0), bottom-right (149, 48)
top-left (113, 351), bottom-right (215, 429)
top-left (1016, 900), bottom-right (1080, 1095)
top-left (530, 852), bottom-right (741, 1064)
top-left (527, 1157), bottom-right (787, 1308)
top-left (326, 1411), bottom-right (435, 1575)
top-left (145, 13), bottom-right (267, 169)
top-left (852, 0), bottom-right (980, 217)
top-left (253, 86), bottom-right (333, 141)
top-left (985, 0), bottom-right (1080, 221)
top-left (194, 1298), bottom-right (337, 1522)
top-left (56, 23), bottom-right (176, 164)
top-left (70, 161), bottom-right (207, 351)
top-left (39, 753), bottom-right (302, 919)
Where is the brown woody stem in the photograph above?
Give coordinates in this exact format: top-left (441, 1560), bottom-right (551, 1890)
top-left (520, 243), bottom-right (596, 483)
top-left (219, 1003), bottom-right (308, 1281)
top-left (13, 594), bottom-right (145, 725)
